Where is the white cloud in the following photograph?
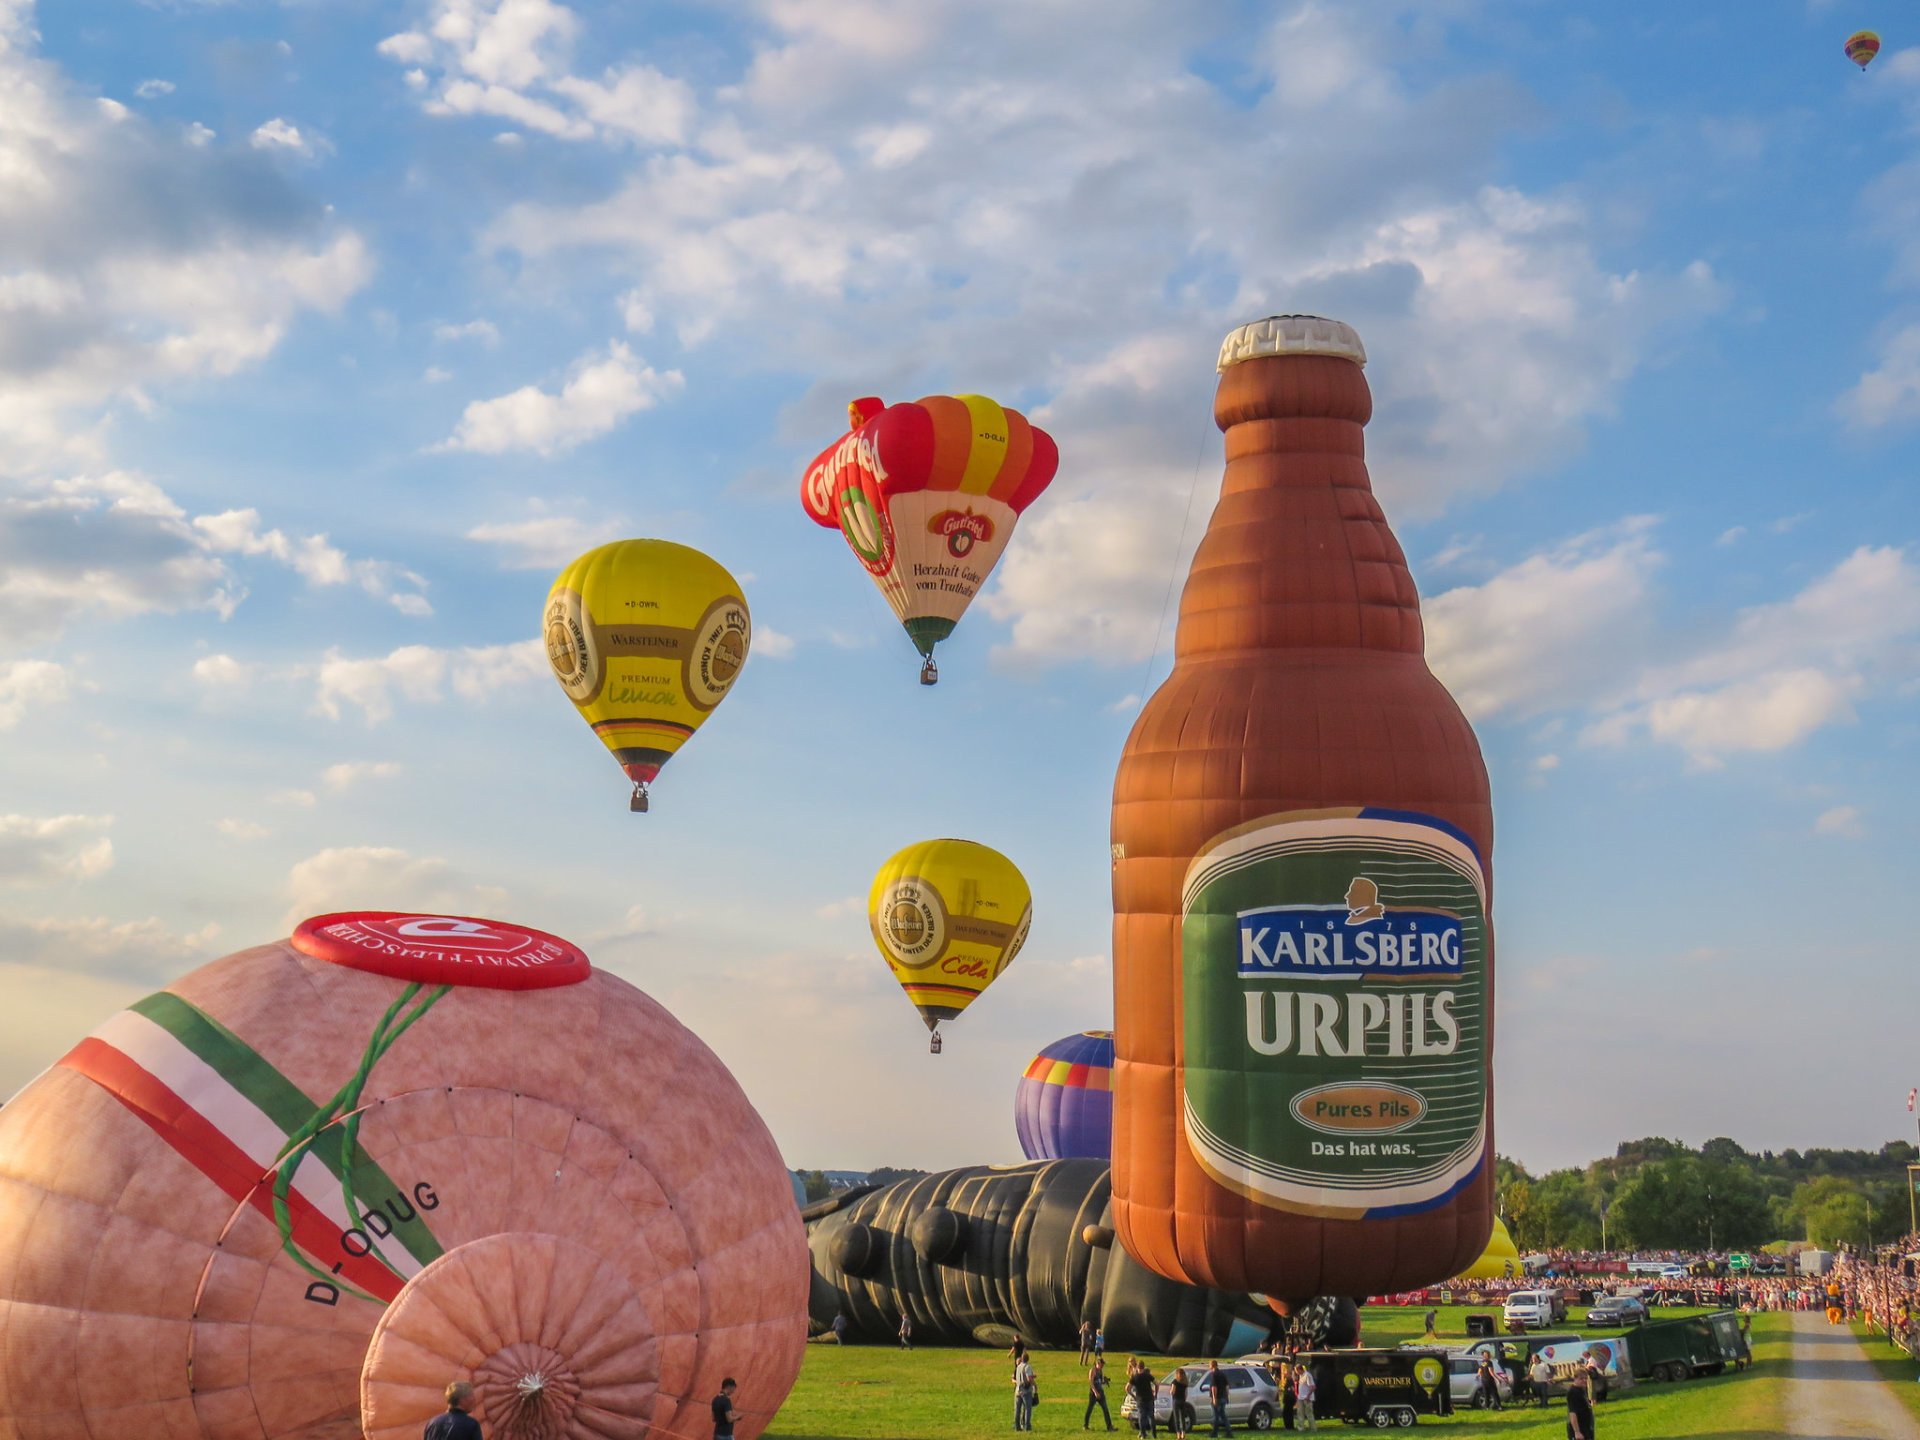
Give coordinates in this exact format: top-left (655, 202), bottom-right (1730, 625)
top-left (0, 659), bottom-right (69, 727)
top-left (135, 79), bottom-right (175, 99)
top-left (465, 512), bottom-right (626, 568)
top-left (0, 24), bottom-right (371, 474)
top-left (320, 760), bottom-right (404, 792)
top-left (814, 896), bottom-right (863, 920)
top-left (185, 121), bottom-right (214, 146)
top-left (285, 846), bottom-right (506, 930)
top-left (754, 624), bottom-right (796, 659)
top-left (191, 653), bottom-right (249, 688)
top-left (313, 638), bottom-right (546, 722)
top-left (272, 788), bottom-right (317, 808)
top-left (433, 318), bottom-right (500, 346)
top-left (437, 341), bottom-right (682, 455)
top-left (466, 4), bottom-right (1715, 666)
top-left (1815, 804), bottom-right (1865, 839)
top-left (1588, 546), bottom-right (1920, 763)
top-left (249, 117), bottom-right (324, 157)
top-left (0, 914), bottom-right (219, 984)
top-left (380, 2), bottom-right (693, 147)
top-left (1716, 526), bottom-right (1746, 547)
top-left (215, 817), bottom-right (269, 840)
top-left (192, 507), bottom-right (430, 615)
top-left (424, 365), bottom-right (452, 383)
top-left (0, 814), bottom-right (113, 885)
top-left (1424, 518), bottom-right (1662, 720)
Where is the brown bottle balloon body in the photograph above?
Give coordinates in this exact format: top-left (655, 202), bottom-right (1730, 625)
top-left (1111, 325), bottom-right (1494, 1300)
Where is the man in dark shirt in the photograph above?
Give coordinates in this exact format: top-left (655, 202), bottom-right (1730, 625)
top-left (1205, 1361), bottom-right (1231, 1435)
top-left (423, 1381), bottom-right (481, 1440)
top-left (1564, 1373), bottom-right (1594, 1440)
top-left (712, 1377), bottom-right (739, 1439)
top-left (1085, 1357), bottom-right (1114, 1431)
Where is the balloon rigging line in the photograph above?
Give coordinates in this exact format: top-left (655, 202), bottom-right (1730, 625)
top-left (269, 980), bottom-right (452, 1300)
top-left (1137, 425), bottom-right (1213, 705)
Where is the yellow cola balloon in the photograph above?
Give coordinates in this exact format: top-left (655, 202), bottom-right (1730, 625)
top-left (1453, 1216), bottom-right (1522, 1281)
top-left (544, 539), bottom-right (751, 810)
top-left (869, 838), bottom-right (1031, 1047)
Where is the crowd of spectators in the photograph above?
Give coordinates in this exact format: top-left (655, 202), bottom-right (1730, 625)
top-left (1376, 1241), bottom-right (1920, 1327)
top-left (1824, 1234), bottom-right (1920, 1355)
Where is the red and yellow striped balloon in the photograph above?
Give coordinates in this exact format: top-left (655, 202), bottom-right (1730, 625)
top-left (801, 394), bottom-right (1058, 679)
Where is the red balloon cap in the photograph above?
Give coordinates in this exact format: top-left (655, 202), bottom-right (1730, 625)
top-left (292, 912), bottom-right (592, 990)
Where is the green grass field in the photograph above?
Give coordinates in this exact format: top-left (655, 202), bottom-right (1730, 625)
top-left (764, 1312), bottom-right (1792, 1439)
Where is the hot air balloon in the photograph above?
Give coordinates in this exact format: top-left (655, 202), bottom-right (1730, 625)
top-left (801, 394), bottom-right (1058, 684)
top-left (0, 910), bottom-right (807, 1439)
top-left (869, 838), bottom-right (1030, 1051)
top-left (1014, 1030), bottom-right (1114, 1160)
top-left (1847, 30), bottom-right (1881, 70)
top-left (545, 538), bottom-right (751, 811)
top-left (1453, 1217), bottom-right (1522, 1281)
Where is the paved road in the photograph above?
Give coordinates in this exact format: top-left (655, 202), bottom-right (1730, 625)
top-left (1784, 1310), bottom-right (1920, 1439)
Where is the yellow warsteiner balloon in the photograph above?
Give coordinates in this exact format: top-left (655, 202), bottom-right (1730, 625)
top-left (544, 539), bottom-right (751, 812)
top-left (869, 838), bottom-right (1031, 1052)
top-left (1453, 1216), bottom-right (1522, 1281)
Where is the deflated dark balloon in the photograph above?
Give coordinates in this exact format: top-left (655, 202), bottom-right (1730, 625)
top-left (803, 1159), bottom-right (1282, 1355)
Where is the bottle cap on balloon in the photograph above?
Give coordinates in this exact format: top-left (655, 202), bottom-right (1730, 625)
top-left (1216, 314), bottom-right (1367, 371)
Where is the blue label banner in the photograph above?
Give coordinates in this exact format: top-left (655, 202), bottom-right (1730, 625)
top-left (1236, 906), bottom-right (1463, 979)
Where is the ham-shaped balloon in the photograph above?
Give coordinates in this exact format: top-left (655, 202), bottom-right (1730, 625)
top-left (801, 394), bottom-right (1058, 683)
top-left (0, 911), bottom-right (807, 1440)
top-left (1014, 1029), bottom-right (1114, 1161)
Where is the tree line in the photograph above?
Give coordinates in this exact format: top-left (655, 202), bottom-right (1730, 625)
top-left (1497, 1136), bottom-right (1920, 1252)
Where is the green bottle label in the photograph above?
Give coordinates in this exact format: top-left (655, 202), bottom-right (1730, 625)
top-left (1181, 806), bottom-right (1489, 1218)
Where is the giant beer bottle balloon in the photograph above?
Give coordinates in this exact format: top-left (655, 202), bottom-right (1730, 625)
top-left (1110, 316), bottom-right (1494, 1300)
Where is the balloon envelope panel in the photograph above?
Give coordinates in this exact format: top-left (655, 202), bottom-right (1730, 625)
top-left (1015, 1030), bottom-right (1115, 1160)
top-left (0, 913), bottom-right (807, 1440)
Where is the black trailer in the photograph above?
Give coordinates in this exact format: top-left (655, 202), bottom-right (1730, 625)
top-left (1623, 1310), bottom-right (1751, 1382)
top-left (1301, 1347), bottom-right (1454, 1427)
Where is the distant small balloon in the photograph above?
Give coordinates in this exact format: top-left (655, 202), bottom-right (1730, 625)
top-left (1846, 30), bottom-right (1880, 70)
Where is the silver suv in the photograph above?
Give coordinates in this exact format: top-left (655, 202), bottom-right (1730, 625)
top-left (1119, 1363), bottom-right (1280, 1432)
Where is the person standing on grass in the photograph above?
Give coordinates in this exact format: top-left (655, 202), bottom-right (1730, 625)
top-left (831, 1311), bottom-right (848, 1345)
top-left (1294, 1364), bottom-right (1316, 1433)
top-left (1014, 1354), bottom-right (1037, 1431)
top-left (1475, 1353), bottom-right (1503, 1411)
top-left (1129, 1360), bottom-right (1157, 1438)
top-left (1168, 1367), bottom-right (1189, 1437)
top-left (1529, 1354), bottom-right (1553, 1408)
top-left (1085, 1357), bottom-right (1114, 1431)
top-left (1423, 1307), bottom-right (1438, 1337)
top-left (1564, 1372), bottom-right (1594, 1440)
top-left (1279, 1361), bottom-right (1295, 1431)
top-left (1205, 1360), bottom-right (1231, 1435)
top-left (898, 1312), bottom-right (912, 1350)
top-left (1079, 1320), bottom-right (1095, 1366)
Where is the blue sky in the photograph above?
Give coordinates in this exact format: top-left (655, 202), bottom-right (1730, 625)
top-left (2, 0), bottom-right (1918, 1178)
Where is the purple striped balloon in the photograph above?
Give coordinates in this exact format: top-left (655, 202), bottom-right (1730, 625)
top-left (1014, 1030), bottom-right (1114, 1160)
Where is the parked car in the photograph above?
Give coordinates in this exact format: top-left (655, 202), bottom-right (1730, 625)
top-left (1502, 1289), bottom-right (1567, 1329)
top-left (1447, 1354), bottom-right (1514, 1408)
top-left (1586, 1295), bottom-right (1650, 1327)
top-left (1118, 1363), bottom-right (1279, 1431)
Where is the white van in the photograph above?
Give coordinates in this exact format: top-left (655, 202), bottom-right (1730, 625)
top-left (1502, 1290), bottom-right (1566, 1328)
